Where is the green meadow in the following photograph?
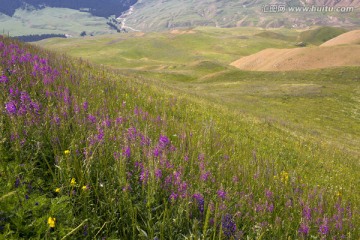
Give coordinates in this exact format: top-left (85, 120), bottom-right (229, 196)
top-left (40, 27), bottom-right (360, 156)
top-left (0, 26), bottom-right (359, 238)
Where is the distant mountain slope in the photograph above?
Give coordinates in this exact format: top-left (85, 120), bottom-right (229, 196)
top-left (0, 7), bottom-right (118, 37)
top-left (320, 29), bottom-right (360, 46)
top-left (122, 0), bottom-right (360, 31)
top-left (0, 0), bottom-right (137, 18)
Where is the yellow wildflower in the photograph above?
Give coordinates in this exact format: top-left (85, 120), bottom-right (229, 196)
top-left (55, 188), bottom-right (60, 193)
top-left (82, 185), bottom-right (88, 191)
top-left (280, 171), bottom-right (289, 184)
top-left (70, 178), bottom-right (76, 186)
top-left (48, 217), bottom-right (56, 228)
top-left (64, 150), bottom-right (70, 155)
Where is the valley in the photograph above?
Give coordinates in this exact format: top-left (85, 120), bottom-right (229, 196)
top-left (39, 27), bottom-right (360, 156)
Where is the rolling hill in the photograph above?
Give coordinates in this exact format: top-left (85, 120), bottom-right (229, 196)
top-left (230, 29), bottom-right (360, 71)
top-left (297, 26), bottom-right (348, 45)
top-left (320, 29), bottom-right (360, 46)
top-left (230, 45), bottom-right (360, 71)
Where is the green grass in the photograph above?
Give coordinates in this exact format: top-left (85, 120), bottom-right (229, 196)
top-left (1, 27), bottom-right (359, 238)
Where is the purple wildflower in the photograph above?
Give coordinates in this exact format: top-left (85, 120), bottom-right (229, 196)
top-left (319, 217), bottom-right (329, 235)
top-left (267, 202), bottom-right (274, 212)
top-left (0, 74), bottom-right (8, 84)
top-left (155, 169), bottom-right (162, 179)
top-left (88, 114), bottom-right (96, 124)
top-left (153, 147), bottom-right (160, 157)
top-left (54, 116), bottom-right (61, 125)
top-left (139, 169), bottom-right (149, 185)
top-left (302, 205), bottom-right (312, 221)
top-left (30, 101), bottom-right (40, 114)
top-left (177, 181), bottom-right (188, 198)
top-left (83, 101), bottom-right (88, 111)
top-left (222, 213), bottom-right (236, 239)
top-left (14, 177), bottom-right (21, 188)
top-left (97, 129), bottom-right (104, 141)
top-left (255, 203), bottom-right (264, 213)
top-left (5, 101), bottom-right (17, 114)
top-left (103, 118), bottom-right (111, 128)
top-left (83, 225), bottom-right (88, 236)
top-left (217, 189), bottom-right (227, 200)
top-left (127, 127), bottom-right (137, 141)
top-left (193, 193), bottom-right (205, 214)
top-left (200, 171), bottom-right (211, 181)
top-left (123, 146), bottom-right (131, 158)
top-left (169, 192), bottom-right (178, 202)
top-left (140, 135), bottom-right (150, 146)
top-left (265, 189), bottom-right (273, 199)
top-left (116, 117), bottom-right (124, 125)
top-left (20, 91), bottom-right (31, 104)
top-left (158, 135), bottom-right (170, 148)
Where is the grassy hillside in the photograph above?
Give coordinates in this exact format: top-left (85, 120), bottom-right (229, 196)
top-left (298, 26), bottom-right (348, 45)
top-left (230, 44), bottom-right (360, 71)
top-left (123, 0), bottom-right (360, 31)
top-left (39, 27), bottom-right (360, 156)
top-left (1, 30), bottom-right (360, 238)
top-left (38, 27), bottom-right (296, 72)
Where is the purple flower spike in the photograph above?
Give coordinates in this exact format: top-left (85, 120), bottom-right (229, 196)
top-left (5, 101), bottom-right (17, 115)
top-left (302, 205), bottom-right (311, 221)
top-left (193, 193), bottom-right (205, 214)
top-left (169, 192), bottom-right (178, 202)
top-left (123, 146), bottom-right (131, 158)
top-left (298, 223), bottom-right (310, 236)
top-left (83, 101), bottom-right (88, 111)
top-left (0, 74), bottom-right (8, 84)
top-left (217, 189), bottom-right (227, 200)
top-left (155, 169), bottom-right (162, 179)
top-left (159, 135), bottom-right (170, 148)
top-left (222, 213), bottom-right (236, 239)
top-left (319, 217), bottom-right (329, 235)
top-left (88, 114), bottom-right (96, 124)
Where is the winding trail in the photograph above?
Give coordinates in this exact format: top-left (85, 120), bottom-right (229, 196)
top-left (117, 5), bottom-right (141, 32)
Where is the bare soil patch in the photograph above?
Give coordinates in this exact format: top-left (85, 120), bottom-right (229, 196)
top-left (230, 45), bottom-right (360, 71)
